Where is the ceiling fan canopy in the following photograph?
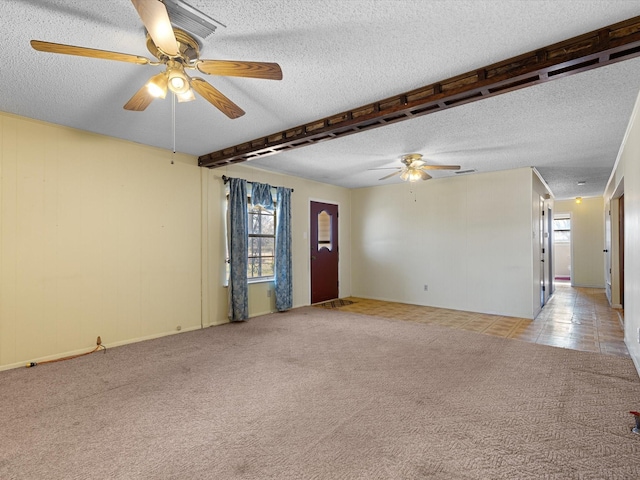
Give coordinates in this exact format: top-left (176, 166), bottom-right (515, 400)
top-left (379, 153), bottom-right (461, 182)
top-left (29, 0), bottom-right (283, 119)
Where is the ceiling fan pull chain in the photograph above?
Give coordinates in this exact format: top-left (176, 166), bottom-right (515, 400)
top-left (171, 92), bottom-right (176, 164)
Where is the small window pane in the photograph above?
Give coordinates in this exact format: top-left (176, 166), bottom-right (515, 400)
top-left (248, 257), bottom-right (260, 278)
top-left (248, 237), bottom-right (259, 257)
top-left (554, 231), bottom-right (571, 243)
top-left (248, 212), bottom-right (260, 235)
top-left (260, 258), bottom-right (274, 277)
top-left (260, 237), bottom-right (274, 256)
top-left (261, 213), bottom-right (275, 235)
top-left (318, 210), bottom-right (332, 251)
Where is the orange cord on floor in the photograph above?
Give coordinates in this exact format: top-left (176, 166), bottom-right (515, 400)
top-left (25, 338), bottom-right (106, 368)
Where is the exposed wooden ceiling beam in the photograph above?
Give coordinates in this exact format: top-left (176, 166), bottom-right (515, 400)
top-left (199, 16), bottom-right (640, 168)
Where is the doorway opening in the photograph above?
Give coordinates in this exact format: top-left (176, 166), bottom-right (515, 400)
top-left (553, 213), bottom-right (571, 283)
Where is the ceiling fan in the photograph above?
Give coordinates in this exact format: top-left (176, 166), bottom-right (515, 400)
top-left (378, 154), bottom-right (461, 182)
top-left (30, 0), bottom-right (282, 119)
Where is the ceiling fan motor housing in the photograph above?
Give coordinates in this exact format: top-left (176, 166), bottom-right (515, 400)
top-left (146, 28), bottom-right (200, 63)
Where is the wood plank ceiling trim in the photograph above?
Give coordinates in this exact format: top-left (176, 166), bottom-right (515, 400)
top-left (199, 16), bottom-right (640, 168)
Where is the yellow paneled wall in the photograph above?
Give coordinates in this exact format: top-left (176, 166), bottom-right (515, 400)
top-left (0, 112), bottom-right (353, 370)
top-left (0, 112), bottom-right (202, 370)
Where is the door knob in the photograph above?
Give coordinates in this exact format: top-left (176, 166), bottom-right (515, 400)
top-left (311, 256), bottom-right (316, 260)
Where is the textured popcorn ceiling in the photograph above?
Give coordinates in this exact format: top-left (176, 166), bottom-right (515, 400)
top-left (1, 1), bottom-right (639, 199)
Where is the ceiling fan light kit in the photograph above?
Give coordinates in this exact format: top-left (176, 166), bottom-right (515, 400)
top-left (166, 61), bottom-right (190, 94)
top-left (30, 0), bottom-right (282, 119)
top-left (146, 72), bottom-right (168, 98)
top-left (379, 153), bottom-right (460, 183)
top-left (176, 88), bottom-right (196, 103)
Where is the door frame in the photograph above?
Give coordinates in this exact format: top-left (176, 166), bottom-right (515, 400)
top-left (619, 194), bottom-right (624, 309)
top-left (608, 179), bottom-right (625, 309)
top-left (308, 198), bottom-right (341, 304)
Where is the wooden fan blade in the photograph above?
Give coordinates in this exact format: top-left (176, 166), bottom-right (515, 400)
top-left (379, 170), bottom-right (401, 181)
top-left (131, 0), bottom-right (178, 56)
top-left (124, 83), bottom-right (156, 111)
top-left (421, 165), bottom-right (461, 170)
top-left (197, 60), bottom-right (283, 80)
top-left (30, 40), bottom-right (150, 65)
top-left (190, 78), bottom-right (245, 119)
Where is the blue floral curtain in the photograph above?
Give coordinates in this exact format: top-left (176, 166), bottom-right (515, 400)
top-left (227, 178), bottom-right (249, 321)
top-left (251, 182), bottom-right (274, 211)
top-left (275, 187), bottom-right (292, 311)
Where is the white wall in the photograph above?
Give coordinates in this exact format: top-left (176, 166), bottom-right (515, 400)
top-left (351, 167), bottom-right (541, 319)
top-left (0, 112), bottom-right (202, 370)
top-left (554, 198), bottom-right (605, 288)
top-left (604, 89), bottom-right (640, 372)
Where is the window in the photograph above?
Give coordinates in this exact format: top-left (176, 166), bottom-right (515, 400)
top-left (553, 216), bottom-right (571, 243)
top-left (247, 202), bottom-right (276, 280)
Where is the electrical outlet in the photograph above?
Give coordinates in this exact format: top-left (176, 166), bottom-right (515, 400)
top-left (424, 284), bottom-right (428, 291)
top-left (267, 289), bottom-right (272, 298)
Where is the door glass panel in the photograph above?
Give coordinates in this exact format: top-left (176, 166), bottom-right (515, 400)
top-left (317, 210), bottom-right (332, 251)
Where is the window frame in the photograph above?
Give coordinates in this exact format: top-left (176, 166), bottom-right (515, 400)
top-left (553, 216), bottom-right (571, 244)
top-left (247, 201), bottom-right (276, 281)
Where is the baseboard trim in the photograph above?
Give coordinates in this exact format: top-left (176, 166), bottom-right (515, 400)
top-left (627, 341), bottom-right (640, 380)
top-left (0, 324), bottom-right (205, 372)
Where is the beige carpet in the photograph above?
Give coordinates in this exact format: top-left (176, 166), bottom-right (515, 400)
top-left (1, 307), bottom-right (640, 479)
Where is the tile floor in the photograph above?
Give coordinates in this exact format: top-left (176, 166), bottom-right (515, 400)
top-left (333, 281), bottom-right (628, 357)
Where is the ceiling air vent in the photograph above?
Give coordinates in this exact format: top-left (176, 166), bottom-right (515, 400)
top-left (455, 169), bottom-right (477, 175)
top-left (163, 0), bottom-right (226, 40)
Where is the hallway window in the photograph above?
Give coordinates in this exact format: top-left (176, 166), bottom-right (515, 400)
top-left (553, 217), bottom-right (571, 242)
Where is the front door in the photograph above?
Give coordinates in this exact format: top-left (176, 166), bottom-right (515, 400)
top-left (310, 201), bottom-right (339, 304)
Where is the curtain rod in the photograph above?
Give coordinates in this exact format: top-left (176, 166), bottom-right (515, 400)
top-left (221, 175), bottom-right (294, 192)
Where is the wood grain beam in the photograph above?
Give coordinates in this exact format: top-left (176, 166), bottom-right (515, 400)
top-left (199, 16), bottom-right (640, 168)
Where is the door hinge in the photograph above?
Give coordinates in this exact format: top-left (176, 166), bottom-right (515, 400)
top-left (543, 286), bottom-right (546, 291)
